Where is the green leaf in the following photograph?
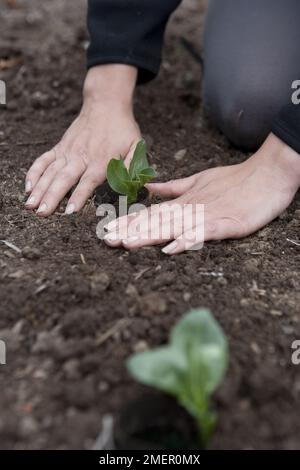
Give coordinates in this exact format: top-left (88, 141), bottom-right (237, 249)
top-left (171, 309), bottom-right (228, 394)
top-left (106, 140), bottom-right (156, 204)
top-left (127, 346), bottom-right (187, 397)
top-left (136, 167), bottom-right (157, 186)
top-left (128, 139), bottom-right (149, 179)
top-left (106, 158), bottom-right (131, 195)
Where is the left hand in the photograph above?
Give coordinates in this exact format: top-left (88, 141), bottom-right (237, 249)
top-left (104, 134), bottom-right (300, 255)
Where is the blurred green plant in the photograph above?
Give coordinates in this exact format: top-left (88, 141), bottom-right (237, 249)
top-left (127, 308), bottom-right (229, 446)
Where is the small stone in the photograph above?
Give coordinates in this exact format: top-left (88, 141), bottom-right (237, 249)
top-left (240, 298), bottom-right (250, 307)
top-left (8, 269), bottom-right (25, 279)
top-left (153, 272), bottom-right (176, 288)
top-left (278, 210), bottom-right (289, 220)
top-left (22, 246), bottom-right (41, 260)
top-left (183, 292), bottom-right (191, 302)
top-left (258, 227), bottom-right (272, 238)
top-left (294, 209), bottom-right (300, 220)
top-left (250, 342), bottom-right (261, 355)
top-left (98, 381), bottom-right (109, 393)
top-left (174, 148), bottom-right (187, 161)
top-left (239, 399), bottom-right (251, 411)
top-left (140, 292), bottom-right (167, 315)
top-left (133, 340), bottom-right (149, 353)
top-left (26, 11), bottom-right (43, 25)
top-left (63, 359), bottom-right (80, 380)
top-left (19, 416), bottom-right (38, 436)
top-left (33, 369), bottom-right (47, 379)
top-left (90, 272), bottom-right (110, 292)
top-left (270, 309), bottom-right (283, 317)
top-left (217, 277), bottom-right (228, 286)
top-left (125, 283), bottom-right (138, 297)
top-left (282, 324), bottom-right (295, 335)
top-left (32, 329), bottom-right (63, 354)
top-left (12, 320), bottom-right (24, 335)
top-left (244, 258), bottom-right (260, 273)
top-left (31, 91), bottom-right (50, 109)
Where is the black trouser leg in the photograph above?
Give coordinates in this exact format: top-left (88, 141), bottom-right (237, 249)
top-left (202, 0), bottom-right (300, 151)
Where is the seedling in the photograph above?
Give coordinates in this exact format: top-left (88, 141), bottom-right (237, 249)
top-left (106, 139), bottom-right (156, 204)
top-left (127, 309), bottom-right (229, 446)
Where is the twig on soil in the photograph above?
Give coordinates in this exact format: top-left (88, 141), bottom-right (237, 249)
top-left (92, 414), bottom-right (114, 450)
top-left (80, 253), bottom-right (86, 265)
top-left (34, 284), bottom-right (48, 295)
top-left (198, 270), bottom-right (223, 278)
top-left (96, 318), bottom-right (131, 347)
top-left (0, 240), bottom-right (22, 253)
top-left (134, 267), bottom-right (150, 281)
top-left (287, 238), bottom-right (300, 247)
top-left (0, 56), bottom-right (23, 71)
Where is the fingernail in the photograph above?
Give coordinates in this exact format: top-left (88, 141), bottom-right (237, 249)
top-left (105, 220), bottom-right (117, 231)
top-left (65, 203), bottom-right (75, 215)
top-left (25, 181), bottom-right (32, 193)
top-left (123, 236), bottom-right (139, 245)
top-left (37, 203), bottom-right (47, 214)
top-left (25, 196), bottom-right (35, 206)
top-left (162, 241), bottom-right (178, 254)
top-left (104, 232), bottom-right (122, 241)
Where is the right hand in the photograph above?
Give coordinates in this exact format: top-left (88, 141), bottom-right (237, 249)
top-left (25, 64), bottom-right (141, 216)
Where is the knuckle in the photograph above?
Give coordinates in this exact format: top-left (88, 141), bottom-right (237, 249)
top-left (72, 146), bottom-right (89, 169)
top-left (81, 173), bottom-right (100, 186)
top-left (32, 156), bottom-right (46, 170)
top-left (60, 167), bottom-right (78, 182)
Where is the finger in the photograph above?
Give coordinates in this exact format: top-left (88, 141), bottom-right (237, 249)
top-left (146, 175), bottom-right (197, 198)
top-left (105, 202), bottom-right (199, 249)
top-left (25, 160), bottom-right (64, 209)
top-left (104, 199), bottom-right (179, 234)
top-left (65, 168), bottom-right (105, 214)
top-left (162, 224), bottom-right (205, 255)
top-left (35, 163), bottom-right (83, 216)
top-left (161, 217), bottom-right (236, 255)
top-left (25, 150), bottom-right (56, 193)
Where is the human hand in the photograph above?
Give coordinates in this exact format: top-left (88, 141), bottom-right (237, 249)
top-left (25, 65), bottom-right (140, 216)
top-left (104, 134), bottom-right (300, 254)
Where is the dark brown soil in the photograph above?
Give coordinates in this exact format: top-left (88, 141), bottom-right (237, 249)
top-left (0, 0), bottom-right (300, 450)
top-left (115, 391), bottom-right (199, 450)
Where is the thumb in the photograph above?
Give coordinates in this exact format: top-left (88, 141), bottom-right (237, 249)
top-left (146, 174), bottom-right (197, 198)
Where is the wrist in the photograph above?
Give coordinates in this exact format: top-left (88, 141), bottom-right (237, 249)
top-left (257, 133), bottom-right (300, 189)
top-left (83, 64), bottom-right (137, 107)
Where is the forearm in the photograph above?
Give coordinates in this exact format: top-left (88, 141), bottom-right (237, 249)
top-left (273, 137), bottom-right (300, 189)
top-left (256, 133), bottom-right (300, 191)
top-left (87, 0), bottom-right (182, 84)
top-left (83, 64), bottom-right (138, 107)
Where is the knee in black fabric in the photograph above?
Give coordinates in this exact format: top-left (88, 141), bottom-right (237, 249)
top-left (204, 81), bottom-right (278, 152)
top-left (220, 89), bottom-right (273, 151)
